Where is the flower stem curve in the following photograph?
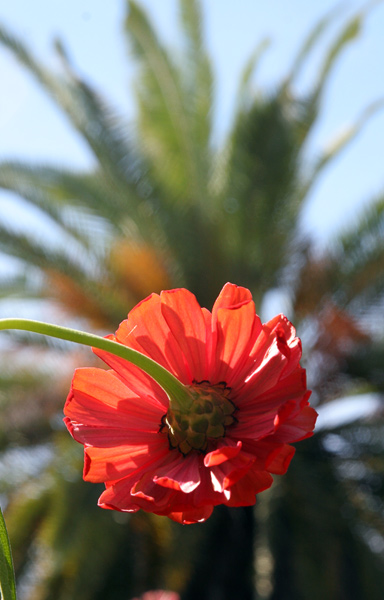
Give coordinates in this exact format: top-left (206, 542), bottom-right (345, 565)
top-left (0, 319), bottom-right (193, 410)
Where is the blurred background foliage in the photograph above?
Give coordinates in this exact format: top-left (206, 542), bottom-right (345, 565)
top-left (0, 0), bottom-right (384, 598)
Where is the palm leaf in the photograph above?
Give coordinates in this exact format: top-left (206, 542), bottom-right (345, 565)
top-left (126, 0), bottom-right (211, 207)
top-left (301, 99), bottom-right (384, 201)
top-left (0, 25), bottom-right (139, 195)
top-left (285, 3), bottom-right (344, 85)
top-left (220, 94), bottom-right (303, 300)
top-left (179, 0), bottom-right (214, 150)
top-left (235, 38), bottom-right (271, 106)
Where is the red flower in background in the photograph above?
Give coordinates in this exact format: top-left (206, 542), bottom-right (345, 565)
top-left (64, 283), bottom-right (317, 524)
top-left (131, 592), bottom-right (180, 600)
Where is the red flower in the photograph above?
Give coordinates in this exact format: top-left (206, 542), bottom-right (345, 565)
top-left (131, 592), bottom-right (180, 600)
top-left (64, 283), bottom-right (317, 524)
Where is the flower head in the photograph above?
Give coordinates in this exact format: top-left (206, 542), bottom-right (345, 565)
top-left (64, 283), bottom-right (317, 524)
top-left (131, 592), bottom-right (180, 600)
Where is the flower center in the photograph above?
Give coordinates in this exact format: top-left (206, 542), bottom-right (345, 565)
top-left (160, 381), bottom-right (237, 455)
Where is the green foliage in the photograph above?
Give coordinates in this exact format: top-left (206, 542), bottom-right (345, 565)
top-left (0, 507), bottom-right (17, 600)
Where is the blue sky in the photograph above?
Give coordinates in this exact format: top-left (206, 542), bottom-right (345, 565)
top-left (0, 0), bottom-right (383, 247)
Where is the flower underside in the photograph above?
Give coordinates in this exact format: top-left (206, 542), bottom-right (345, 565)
top-left (160, 381), bottom-right (237, 455)
top-left (64, 282), bottom-right (317, 524)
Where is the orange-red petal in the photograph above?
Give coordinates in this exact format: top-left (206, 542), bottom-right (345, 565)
top-left (225, 469), bottom-right (274, 507)
top-left (65, 367), bottom-right (165, 431)
top-left (204, 440), bottom-right (242, 467)
top-left (114, 293), bottom-right (191, 383)
top-left (153, 453), bottom-right (201, 493)
top-left (168, 506), bottom-right (214, 524)
top-left (83, 440), bottom-right (169, 483)
top-left (160, 288), bottom-right (208, 382)
top-left (209, 283), bottom-right (262, 386)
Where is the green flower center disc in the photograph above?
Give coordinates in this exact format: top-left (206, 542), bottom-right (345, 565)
top-left (161, 381), bottom-right (237, 455)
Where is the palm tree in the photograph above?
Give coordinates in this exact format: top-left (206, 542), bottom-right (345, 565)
top-left (0, 1), bottom-right (383, 598)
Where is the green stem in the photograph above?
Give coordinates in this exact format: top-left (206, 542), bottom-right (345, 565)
top-left (0, 319), bottom-right (193, 410)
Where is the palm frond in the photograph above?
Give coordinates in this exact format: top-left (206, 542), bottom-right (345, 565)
top-left (279, 8), bottom-right (368, 150)
top-left (126, 0), bottom-right (211, 206)
top-left (0, 25), bottom-right (139, 193)
top-left (235, 38), bottom-right (271, 107)
top-left (285, 3), bottom-right (344, 86)
top-left (179, 0), bottom-right (214, 149)
top-left (316, 14), bottom-right (361, 97)
top-left (337, 196), bottom-right (384, 307)
top-left (0, 224), bottom-right (133, 324)
top-left (301, 99), bottom-right (384, 201)
top-left (295, 196), bottom-right (384, 316)
top-left (220, 94), bottom-right (303, 299)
